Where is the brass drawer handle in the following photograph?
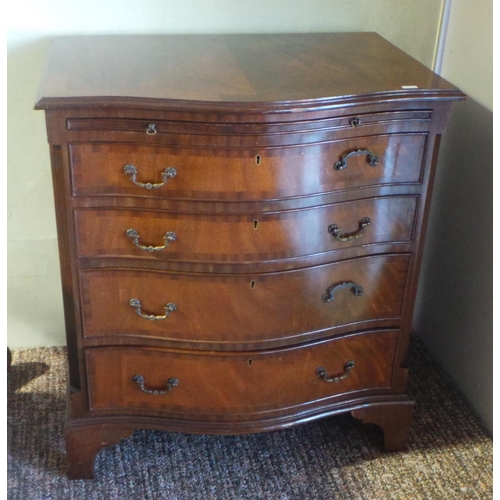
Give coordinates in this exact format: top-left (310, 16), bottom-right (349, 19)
top-left (146, 123), bottom-right (157, 135)
top-left (129, 298), bottom-right (177, 321)
top-left (328, 217), bottom-right (371, 241)
top-left (132, 374), bottom-right (179, 395)
top-left (316, 361), bottom-right (355, 383)
top-left (322, 281), bottom-right (363, 302)
top-left (123, 164), bottom-right (176, 190)
top-left (126, 228), bottom-right (176, 252)
top-left (334, 149), bottom-right (379, 171)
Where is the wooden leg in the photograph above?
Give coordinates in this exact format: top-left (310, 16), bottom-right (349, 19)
top-left (65, 424), bottom-right (135, 479)
top-left (351, 400), bottom-right (414, 452)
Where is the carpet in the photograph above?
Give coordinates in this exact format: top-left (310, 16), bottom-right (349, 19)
top-left (7, 336), bottom-right (492, 499)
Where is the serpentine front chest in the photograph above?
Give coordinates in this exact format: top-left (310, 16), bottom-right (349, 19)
top-left (35, 33), bottom-right (464, 479)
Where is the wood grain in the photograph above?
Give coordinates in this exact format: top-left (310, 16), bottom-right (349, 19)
top-left (74, 196), bottom-right (417, 263)
top-left (85, 330), bottom-right (399, 414)
top-left (35, 33), bottom-right (464, 478)
top-left (35, 33), bottom-right (462, 110)
top-left (79, 254), bottom-right (410, 345)
top-left (69, 134), bottom-right (427, 200)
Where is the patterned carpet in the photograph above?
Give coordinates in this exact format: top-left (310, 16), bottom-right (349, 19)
top-left (7, 336), bottom-right (492, 500)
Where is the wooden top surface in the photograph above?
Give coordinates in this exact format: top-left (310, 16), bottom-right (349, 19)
top-left (35, 33), bottom-right (463, 110)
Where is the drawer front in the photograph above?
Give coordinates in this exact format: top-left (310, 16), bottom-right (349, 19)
top-left (75, 196), bottom-right (417, 262)
top-left (67, 110), bottom-right (431, 134)
top-left (85, 330), bottom-right (399, 414)
top-left (69, 134), bottom-right (426, 200)
top-left (80, 254), bottom-right (410, 344)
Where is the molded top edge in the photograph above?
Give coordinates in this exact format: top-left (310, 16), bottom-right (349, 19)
top-left (35, 33), bottom-right (465, 111)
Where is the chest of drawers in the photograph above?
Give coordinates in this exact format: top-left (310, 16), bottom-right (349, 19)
top-left (35, 33), bottom-right (464, 479)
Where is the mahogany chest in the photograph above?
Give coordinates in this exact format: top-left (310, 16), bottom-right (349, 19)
top-left (35, 33), bottom-right (464, 479)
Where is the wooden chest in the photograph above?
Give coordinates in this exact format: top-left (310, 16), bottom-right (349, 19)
top-left (35, 33), bottom-right (464, 479)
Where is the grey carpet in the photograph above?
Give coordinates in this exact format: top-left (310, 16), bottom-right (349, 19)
top-left (7, 335), bottom-right (492, 499)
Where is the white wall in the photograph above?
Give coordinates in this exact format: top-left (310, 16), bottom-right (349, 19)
top-left (438, 0), bottom-right (492, 110)
top-left (7, 0), bottom-right (445, 348)
top-left (414, 0), bottom-right (493, 433)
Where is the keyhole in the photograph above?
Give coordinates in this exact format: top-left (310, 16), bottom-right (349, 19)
top-left (253, 220), bottom-right (258, 230)
top-left (255, 155), bottom-right (261, 165)
top-left (248, 359), bottom-right (253, 366)
top-left (250, 280), bottom-right (256, 289)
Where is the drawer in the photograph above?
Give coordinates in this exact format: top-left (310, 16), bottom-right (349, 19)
top-left (80, 254), bottom-right (410, 345)
top-left (69, 133), bottom-right (426, 200)
top-left (66, 111), bottom-right (431, 133)
top-left (85, 329), bottom-right (399, 414)
top-left (74, 196), bottom-right (418, 262)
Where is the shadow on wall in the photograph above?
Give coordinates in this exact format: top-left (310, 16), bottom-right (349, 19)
top-left (414, 97), bottom-right (493, 434)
